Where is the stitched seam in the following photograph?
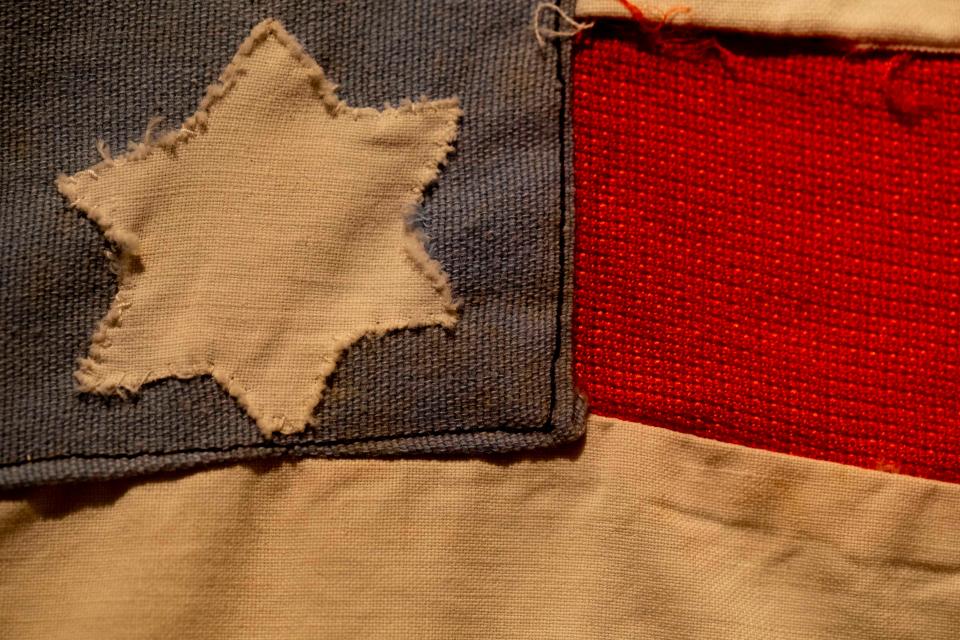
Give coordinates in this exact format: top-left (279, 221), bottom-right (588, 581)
top-left (546, 0), bottom-right (569, 433)
top-left (0, 421), bottom-right (562, 469)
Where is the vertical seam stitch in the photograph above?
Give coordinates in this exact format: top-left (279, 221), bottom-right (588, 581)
top-left (545, 0), bottom-right (569, 431)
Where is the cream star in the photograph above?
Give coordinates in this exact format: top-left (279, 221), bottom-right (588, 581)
top-left (57, 19), bottom-right (460, 436)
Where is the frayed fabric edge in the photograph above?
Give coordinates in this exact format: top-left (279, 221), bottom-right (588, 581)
top-left (72, 310), bottom-right (456, 438)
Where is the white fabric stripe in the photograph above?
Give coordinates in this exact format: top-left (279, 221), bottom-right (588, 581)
top-left (576, 0), bottom-right (960, 48)
top-left (1, 414), bottom-right (959, 638)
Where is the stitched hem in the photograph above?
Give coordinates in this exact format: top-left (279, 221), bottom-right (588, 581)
top-left (0, 400), bottom-right (589, 489)
top-left (575, 0), bottom-right (960, 50)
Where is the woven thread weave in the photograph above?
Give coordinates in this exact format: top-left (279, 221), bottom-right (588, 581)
top-left (573, 25), bottom-right (960, 481)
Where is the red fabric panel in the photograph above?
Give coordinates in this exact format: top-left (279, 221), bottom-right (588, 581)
top-left (572, 25), bottom-right (960, 481)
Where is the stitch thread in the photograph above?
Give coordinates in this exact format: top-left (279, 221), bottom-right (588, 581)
top-left (615, 0), bottom-right (693, 29)
top-left (532, 3), bottom-right (594, 48)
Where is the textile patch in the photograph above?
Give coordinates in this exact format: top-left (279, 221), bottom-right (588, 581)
top-left (573, 25), bottom-right (960, 481)
top-left (58, 20), bottom-right (460, 437)
top-left (0, 1), bottom-right (584, 488)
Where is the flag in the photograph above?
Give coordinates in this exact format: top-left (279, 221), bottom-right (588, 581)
top-left (1, 1), bottom-right (959, 637)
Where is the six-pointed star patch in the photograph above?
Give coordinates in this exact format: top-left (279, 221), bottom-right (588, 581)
top-left (58, 19), bottom-right (461, 436)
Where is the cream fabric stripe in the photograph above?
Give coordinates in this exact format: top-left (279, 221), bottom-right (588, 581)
top-left (2, 415), bottom-right (959, 639)
top-left (575, 0), bottom-right (960, 48)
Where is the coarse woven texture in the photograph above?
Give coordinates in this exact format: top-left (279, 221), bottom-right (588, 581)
top-left (2, 414), bottom-right (959, 639)
top-left (573, 25), bottom-right (960, 482)
top-left (59, 19), bottom-right (461, 437)
top-left (576, 0), bottom-right (960, 49)
top-left (0, 1), bottom-right (585, 487)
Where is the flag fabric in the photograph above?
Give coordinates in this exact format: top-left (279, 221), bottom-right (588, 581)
top-left (2, 1), bottom-right (960, 637)
top-left (0, 2), bottom-right (584, 488)
top-left (573, 21), bottom-right (960, 482)
top-left (3, 415), bottom-right (960, 639)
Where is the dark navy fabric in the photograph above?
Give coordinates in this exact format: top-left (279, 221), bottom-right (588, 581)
top-left (0, 1), bottom-right (584, 487)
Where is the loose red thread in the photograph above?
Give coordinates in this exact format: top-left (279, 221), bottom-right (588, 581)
top-left (882, 54), bottom-right (942, 119)
top-left (614, 0), bottom-right (738, 76)
top-left (615, 0), bottom-right (691, 29)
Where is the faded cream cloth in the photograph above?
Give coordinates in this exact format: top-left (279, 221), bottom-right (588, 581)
top-left (2, 414), bottom-right (959, 639)
top-left (57, 20), bottom-right (460, 436)
top-left (576, 0), bottom-right (960, 48)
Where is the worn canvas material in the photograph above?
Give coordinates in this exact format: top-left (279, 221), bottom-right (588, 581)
top-left (0, 2), bottom-right (585, 487)
top-left (2, 415), bottom-right (959, 639)
top-left (573, 24), bottom-right (960, 482)
top-left (576, 0), bottom-right (960, 48)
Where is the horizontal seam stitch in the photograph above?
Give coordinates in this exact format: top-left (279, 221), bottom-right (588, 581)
top-left (0, 421), bottom-right (560, 469)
